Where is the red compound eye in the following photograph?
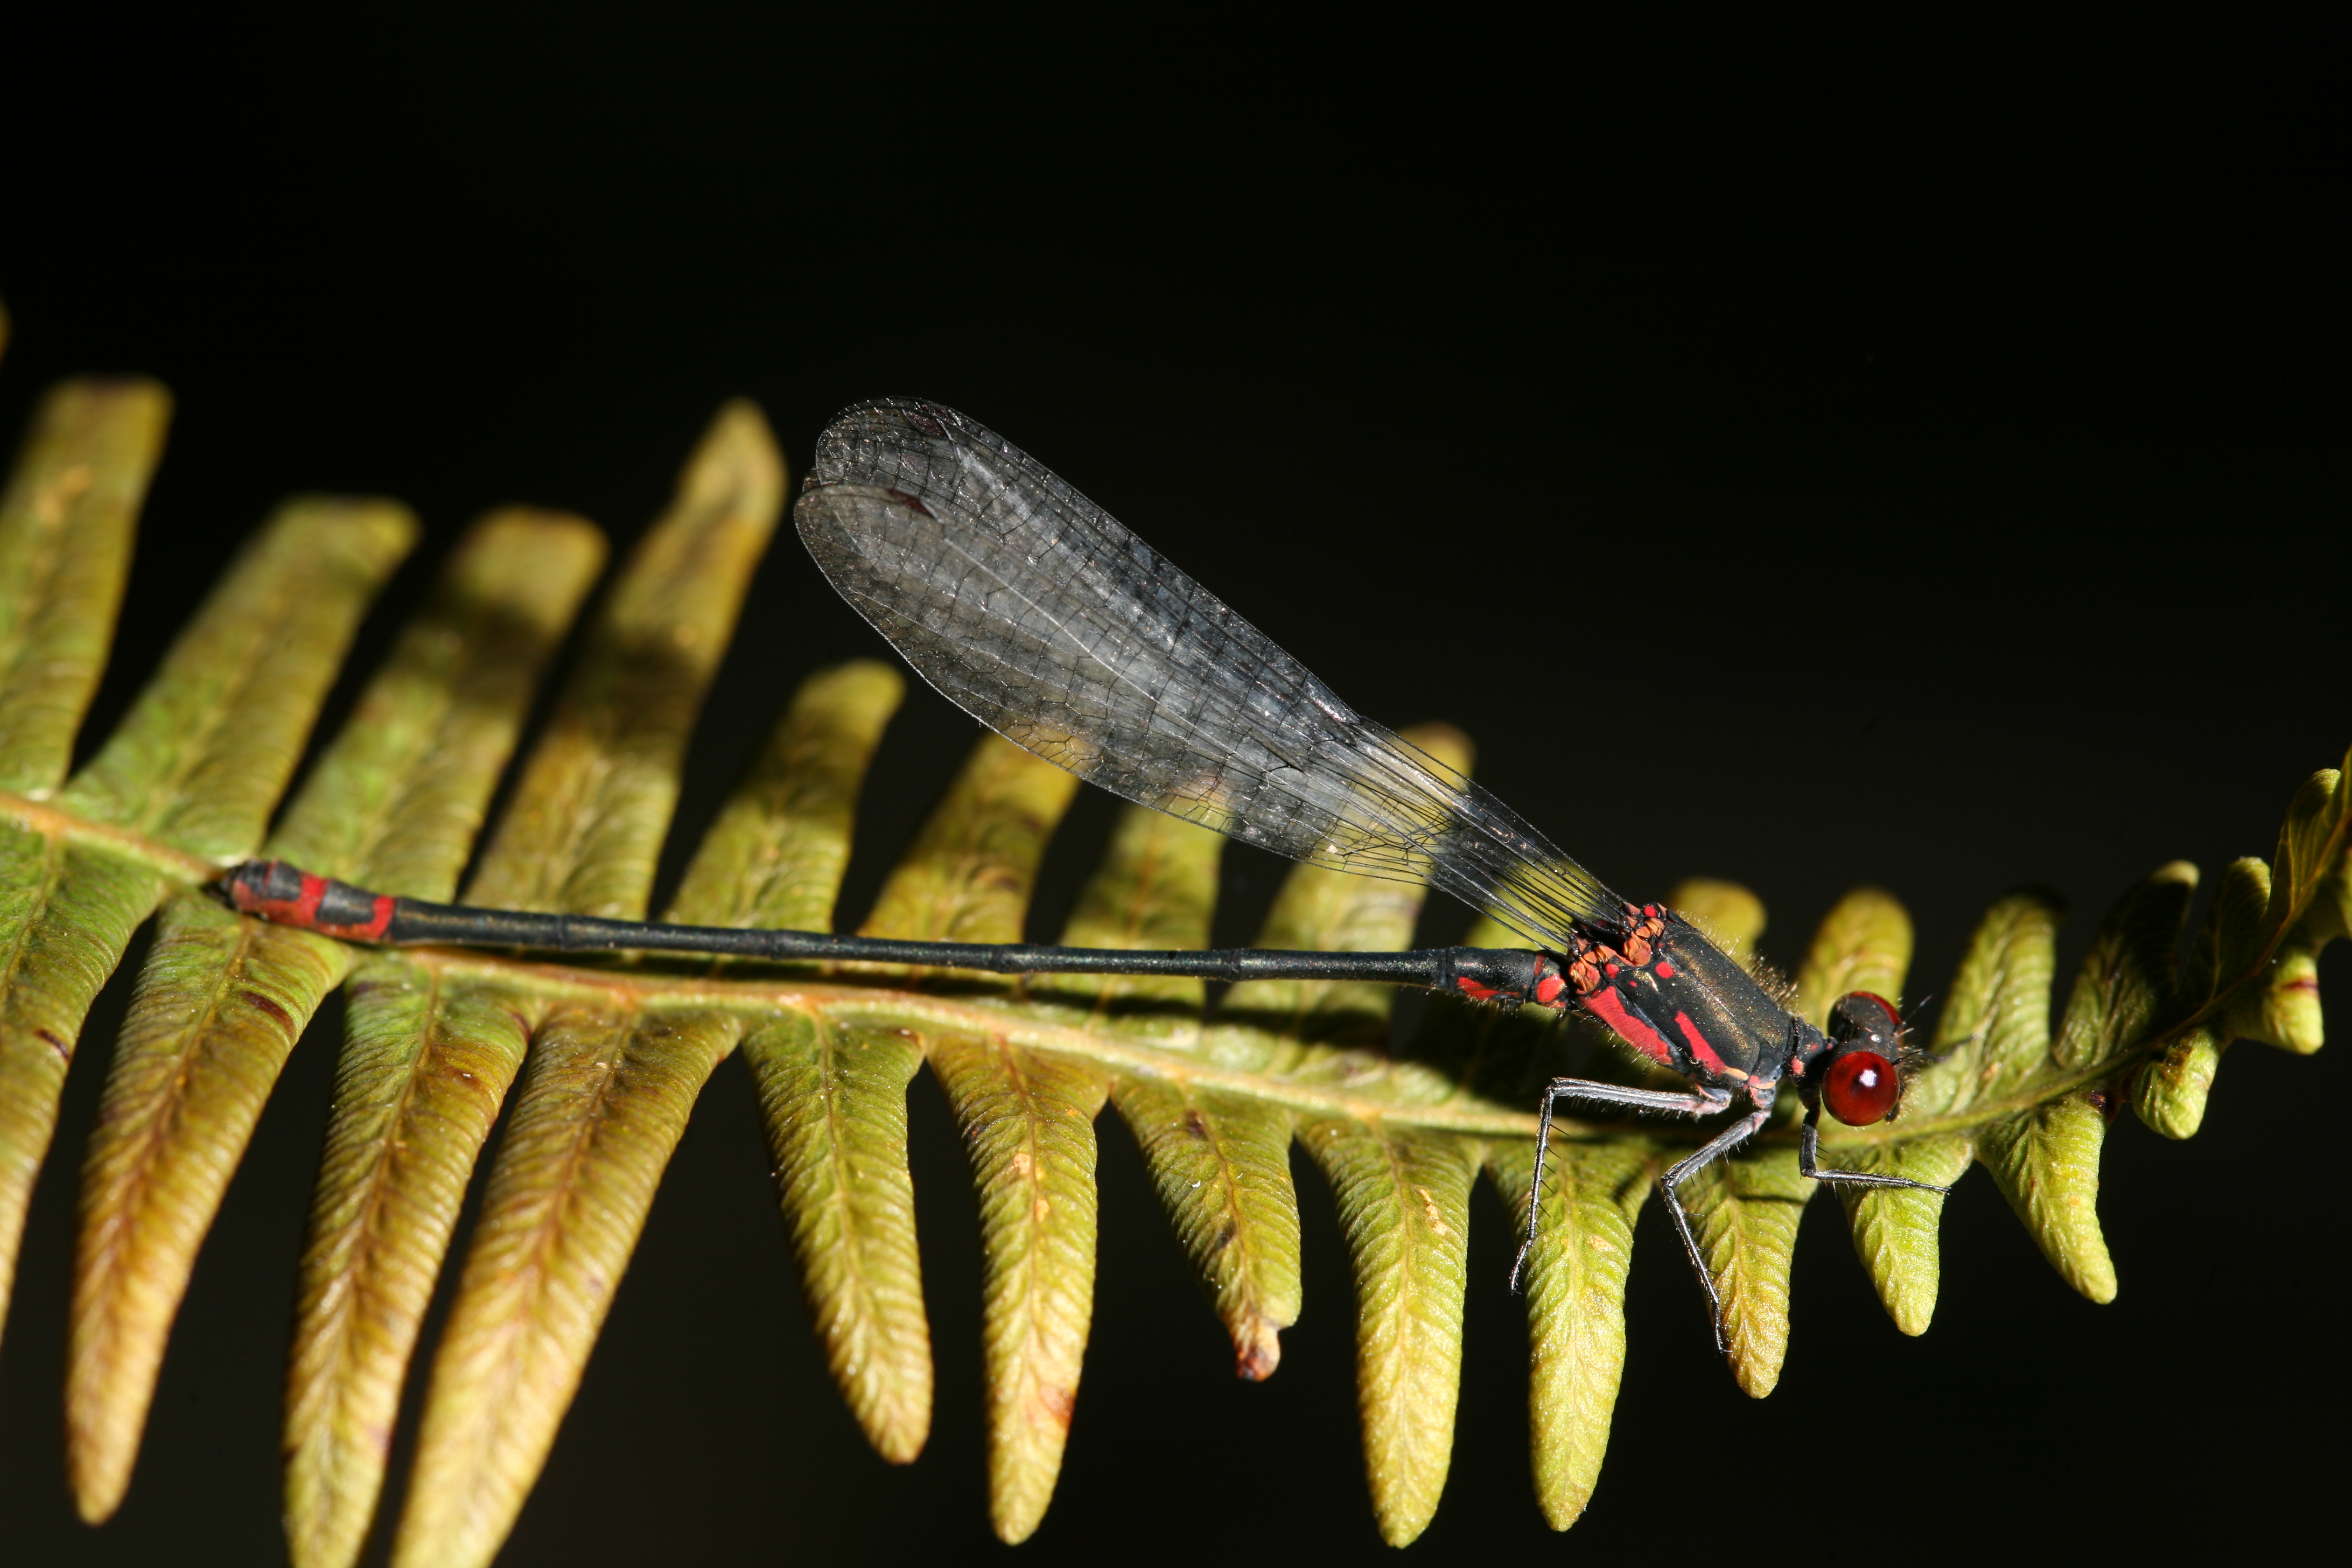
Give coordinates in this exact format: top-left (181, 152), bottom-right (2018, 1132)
top-left (1846, 992), bottom-right (1900, 1034)
top-left (1823, 1049), bottom-right (1899, 1125)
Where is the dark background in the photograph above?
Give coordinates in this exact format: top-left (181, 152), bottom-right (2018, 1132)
top-left (1, 13), bottom-right (2342, 1565)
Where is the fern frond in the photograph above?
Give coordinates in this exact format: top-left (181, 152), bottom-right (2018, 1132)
top-left (0, 341), bottom-right (2341, 1565)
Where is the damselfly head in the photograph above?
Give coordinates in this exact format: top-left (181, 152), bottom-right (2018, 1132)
top-left (1821, 990), bottom-right (1904, 1125)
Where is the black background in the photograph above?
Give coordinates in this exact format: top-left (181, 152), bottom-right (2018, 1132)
top-left (0, 13), bottom-right (2343, 1566)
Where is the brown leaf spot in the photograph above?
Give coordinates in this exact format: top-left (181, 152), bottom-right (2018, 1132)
top-left (1234, 1318), bottom-right (1283, 1382)
top-left (36, 1027), bottom-right (68, 1061)
top-left (2085, 1087), bottom-right (2120, 1124)
top-left (1183, 1109), bottom-right (1210, 1140)
top-left (34, 464), bottom-right (93, 525)
top-left (1209, 1219), bottom-right (1237, 1256)
top-left (244, 990), bottom-right (293, 1029)
top-left (1416, 1185), bottom-right (1451, 1236)
top-left (1032, 1383), bottom-right (1077, 1431)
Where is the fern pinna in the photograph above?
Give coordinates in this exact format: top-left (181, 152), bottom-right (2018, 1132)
top-left (0, 311), bottom-right (2342, 1565)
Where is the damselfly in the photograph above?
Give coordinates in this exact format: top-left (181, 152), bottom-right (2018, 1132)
top-left (221, 397), bottom-right (1947, 1357)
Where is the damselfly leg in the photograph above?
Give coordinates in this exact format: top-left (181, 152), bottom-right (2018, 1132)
top-left (1510, 988), bottom-right (1952, 1357)
top-left (1659, 1108), bottom-right (1775, 1354)
top-left (1508, 1076), bottom-right (1733, 1294)
top-left (1796, 1107), bottom-right (1953, 1189)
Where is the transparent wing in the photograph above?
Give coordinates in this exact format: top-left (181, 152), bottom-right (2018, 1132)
top-left (794, 397), bottom-right (1622, 950)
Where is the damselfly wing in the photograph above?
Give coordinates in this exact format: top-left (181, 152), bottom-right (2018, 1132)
top-left (793, 397), bottom-right (1623, 951)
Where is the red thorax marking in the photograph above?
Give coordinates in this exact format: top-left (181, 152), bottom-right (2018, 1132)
top-left (1673, 1011), bottom-right (1730, 1075)
top-left (1581, 985), bottom-right (1676, 1066)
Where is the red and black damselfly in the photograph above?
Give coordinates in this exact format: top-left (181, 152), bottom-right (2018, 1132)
top-left (220, 397), bottom-right (1946, 1360)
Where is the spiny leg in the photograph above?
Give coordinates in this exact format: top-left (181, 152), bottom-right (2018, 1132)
top-left (1658, 1108), bottom-right (1773, 1356)
top-left (1509, 1076), bottom-right (1733, 1293)
top-left (1798, 1102), bottom-right (1952, 1193)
